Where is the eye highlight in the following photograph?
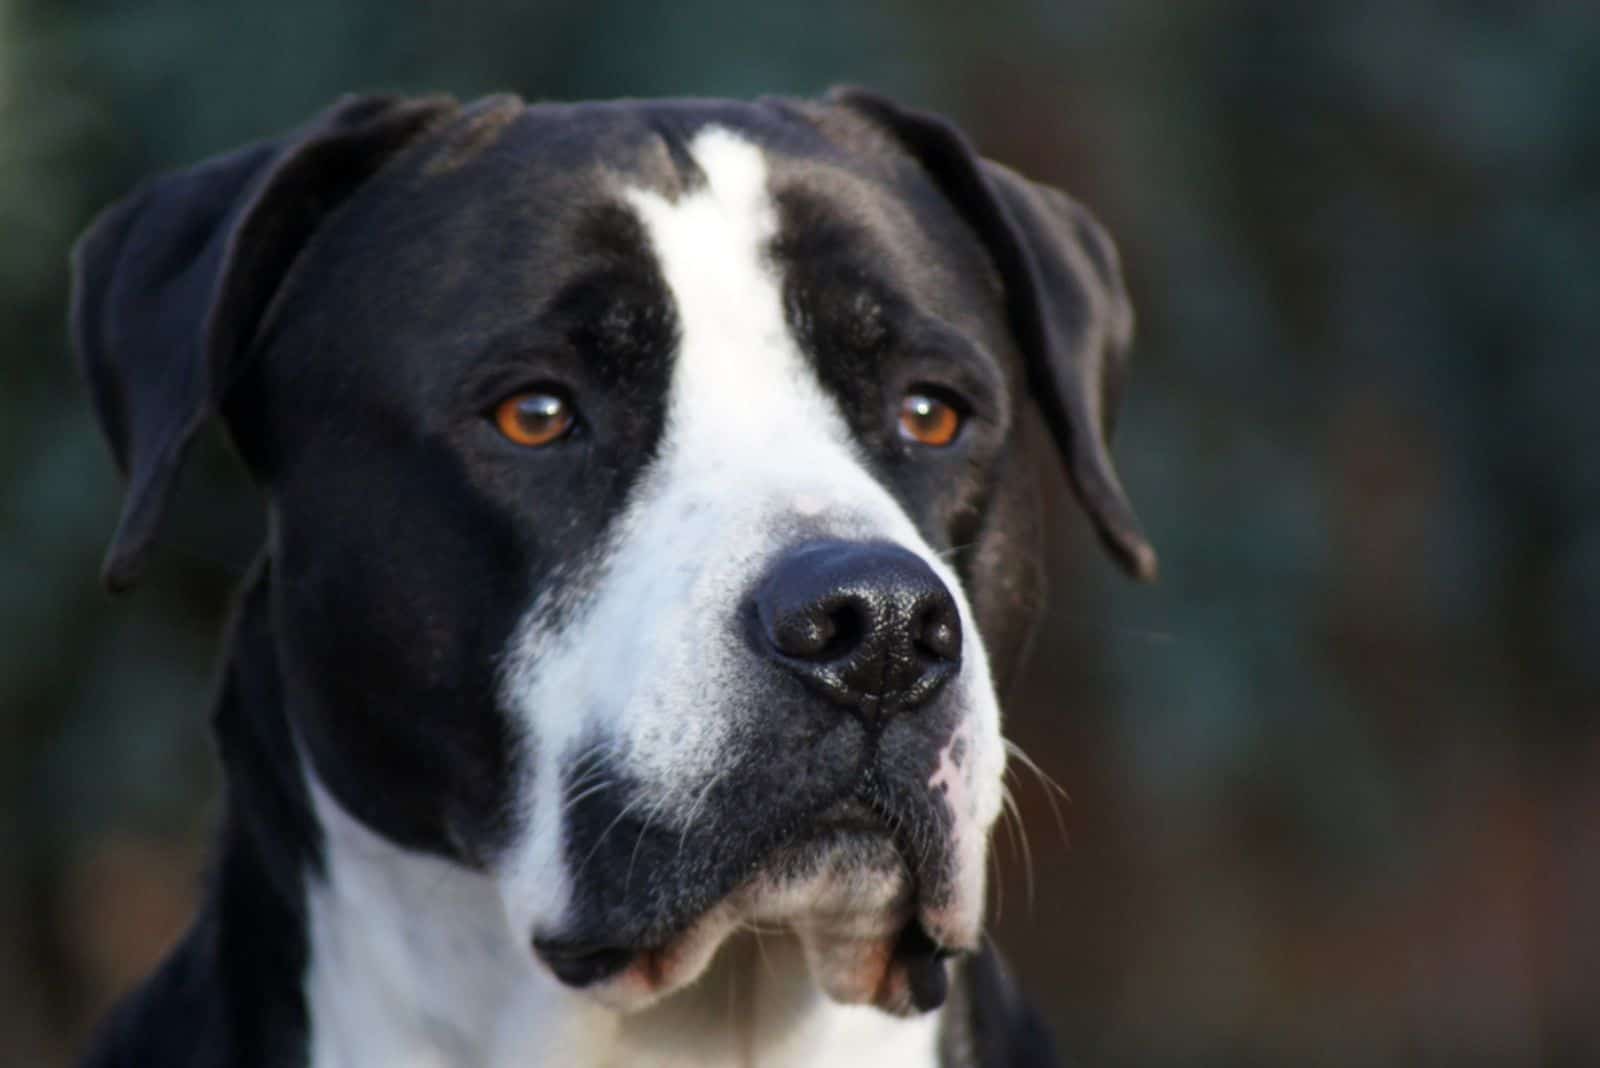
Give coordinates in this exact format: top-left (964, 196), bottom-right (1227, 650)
top-left (898, 390), bottom-right (964, 448)
top-left (492, 389), bottom-right (575, 448)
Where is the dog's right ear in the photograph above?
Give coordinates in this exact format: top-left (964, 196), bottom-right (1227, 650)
top-left (70, 93), bottom-right (458, 592)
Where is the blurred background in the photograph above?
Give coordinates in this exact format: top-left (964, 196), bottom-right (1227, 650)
top-left (4, 1), bottom-right (1597, 1064)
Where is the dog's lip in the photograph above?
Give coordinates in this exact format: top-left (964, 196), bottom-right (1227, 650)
top-left (531, 801), bottom-right (895, 988)
top-left (891, 918), bottom-right (961, 1010)
top-left (534, 918), bottom-right (965, 1015)
top-left (530, 938), bottom-right (639, 987)
top-left (532, 798), bottom-right (973, 1013)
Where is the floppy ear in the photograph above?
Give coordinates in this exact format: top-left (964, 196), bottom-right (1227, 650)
top-left (830, 88), bottom-right (1157, 581)
top-left (70, 93), bottom-right (458, 592)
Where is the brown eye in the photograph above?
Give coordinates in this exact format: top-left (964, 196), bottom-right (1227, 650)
top-left (493, 390), bottom-right (575, 447)
top-left (898, 391), bottom-right (963, 447)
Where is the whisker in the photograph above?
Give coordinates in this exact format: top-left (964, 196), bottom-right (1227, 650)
top-left (1001, 783), bottom-right (1035, 916)
top-left (1004, 738), bottom-right (1071, 854)
top-left (573, 793), bottom-right (648, 883)
top-left (752, 924), bottom-right (777, 983)
top-left (674, 770), bottom-right (730, 870)
top-left (986, 822), bottom-right (1006, 927)
top-left (623, 794), bottom-right (674, 897)
top-left (1050, 614), bottom-right (1180, 645)
top-left (567, 747), bottom-right (613, 787)
top-left (561, 774), bottom-right (616, 814)
top-left (932, 541), bottom-right (976, 562)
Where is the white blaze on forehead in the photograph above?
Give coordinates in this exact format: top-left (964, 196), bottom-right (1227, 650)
top-left (498, 126), bottom-right (1004, 961)
top-left (623, 128), bottom-right (864, 478)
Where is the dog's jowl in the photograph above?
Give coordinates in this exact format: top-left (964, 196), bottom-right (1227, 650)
top-left (70, 89), bottom-right (1154, 1068)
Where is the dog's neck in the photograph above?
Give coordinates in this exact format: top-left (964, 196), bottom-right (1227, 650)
top-left (198, 562), bottom-right (945, 1068)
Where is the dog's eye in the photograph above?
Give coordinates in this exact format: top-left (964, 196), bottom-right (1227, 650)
top-left (898, 390), bottom-right (964, 448)
top-left (492, 389), bottom-right (575, 447)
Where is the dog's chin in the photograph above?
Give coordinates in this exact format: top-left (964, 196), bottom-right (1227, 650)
top-left (549, 822), bottom-right (977, 1017)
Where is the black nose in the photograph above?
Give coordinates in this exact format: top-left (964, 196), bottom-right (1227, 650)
top-left (754, 540), bottom-right (962, 719)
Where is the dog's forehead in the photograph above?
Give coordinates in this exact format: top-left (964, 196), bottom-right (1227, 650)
top-left (294, 97), bottom-right (1002, 371)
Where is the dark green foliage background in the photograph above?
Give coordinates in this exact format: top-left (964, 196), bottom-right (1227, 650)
top-left (3, 2), bottom-right (1596, 1063)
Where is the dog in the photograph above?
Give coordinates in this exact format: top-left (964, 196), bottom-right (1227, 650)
top-left (69, 88), bottom-right (1155, 1067)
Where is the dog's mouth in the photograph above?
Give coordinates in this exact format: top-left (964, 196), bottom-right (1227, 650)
top-left (532, 799), bottom-right (970, 1015)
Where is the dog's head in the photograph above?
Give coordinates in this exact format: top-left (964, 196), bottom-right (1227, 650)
top-left (71, 91), bottom-right (1153, 1015)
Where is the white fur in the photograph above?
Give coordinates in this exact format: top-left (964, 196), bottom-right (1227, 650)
top-left (304, 773), bottom-right (611, 1068)
top-left (304, 127), bottom-right (1006, 1067)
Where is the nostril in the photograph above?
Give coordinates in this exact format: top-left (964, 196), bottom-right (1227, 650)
top-left (767, 605), bottom-right (836, 659)
top-left (915, 599), bottom-right (962, 663)
top-left (819, 600), bottom-right (867, 660)
top-left (764, 593), bottom-right (870, 663)
top-left (761, 585), bottom-right (876, 658)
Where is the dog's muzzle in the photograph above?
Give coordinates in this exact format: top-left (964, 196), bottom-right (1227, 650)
top-left (527, 539), bottom-right (985, 1015)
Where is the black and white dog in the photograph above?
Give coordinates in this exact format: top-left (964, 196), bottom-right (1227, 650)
top-left (70, 89), bottom-right (1155, 1067)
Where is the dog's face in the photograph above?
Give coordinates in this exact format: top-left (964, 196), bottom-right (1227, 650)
top-left (72, 92), bottom-right (1153, 1017)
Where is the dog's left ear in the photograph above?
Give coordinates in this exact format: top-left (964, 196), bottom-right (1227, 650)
top-left (829, 88), bottom-right (1157, 582)
top-left (70, 93), bottom-right (458, 592)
